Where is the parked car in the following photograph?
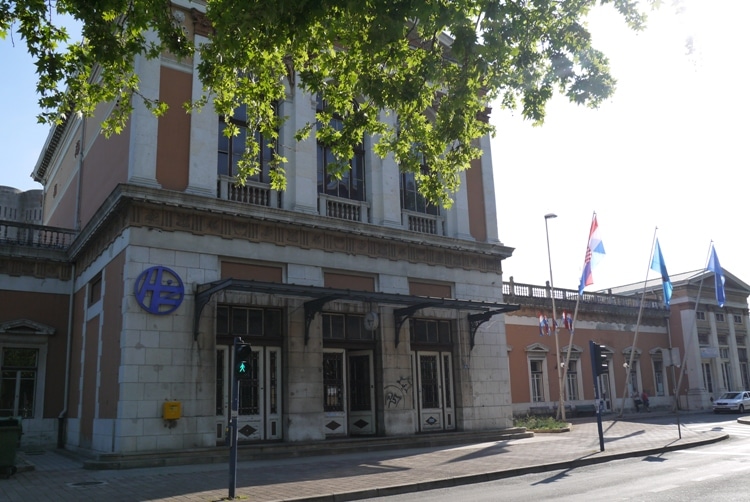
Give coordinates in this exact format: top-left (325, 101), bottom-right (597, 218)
top-left (713, 391), bottom-right (750, 413)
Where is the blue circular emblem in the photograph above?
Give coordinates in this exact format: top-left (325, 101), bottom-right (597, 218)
top-left (134, 266), bottom-right (185, 315)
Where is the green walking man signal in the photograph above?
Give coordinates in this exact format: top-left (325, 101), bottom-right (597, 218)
top-left (234, 341), bottom-right (252, 379)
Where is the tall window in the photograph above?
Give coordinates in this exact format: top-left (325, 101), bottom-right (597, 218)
top-left (703, 362), bottom-right (714, 393)
top-left (628, 360), bottom-right (639, 396)
top-left (722, 361), bottom-right (732, 390)
top-left (530, 359), bottom-right (545, 402)
top-left (218, 104), bottom-right (276, 181)
top-left (316, 94), bottom-right (365, 201)
top-left (566, 359), bottom-right (579, 401)
top-left (401, 159), bottom-right (439, 216)
top-left (653, 360), bottom-right (665, 396)
top-left (0, 348), bottom-right (38, 418)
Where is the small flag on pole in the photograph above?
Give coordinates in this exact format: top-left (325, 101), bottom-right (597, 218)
top-left (538, 314), bottom-right (550, 336)
top-left (579, 214), bottom-right (605, 295)
top-left (650, 238), bottom-right (672, 307)
top-left (708, 245), bottom-right (726, 307)
top-left (562, 310), bottom-right (573, 331)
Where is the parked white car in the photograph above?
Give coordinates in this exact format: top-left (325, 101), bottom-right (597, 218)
top-left (713, 391), bottom-right (750, 413)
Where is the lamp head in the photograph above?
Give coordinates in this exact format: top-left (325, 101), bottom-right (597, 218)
top-left (544, 213), bottom-right (557, 220)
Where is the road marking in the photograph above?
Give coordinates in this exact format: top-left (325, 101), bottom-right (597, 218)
top-left (694, 473), bottom-right (723, 482)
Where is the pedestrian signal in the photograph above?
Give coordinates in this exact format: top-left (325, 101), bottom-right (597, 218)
top-left (234, 342), bottom-right (252, 379)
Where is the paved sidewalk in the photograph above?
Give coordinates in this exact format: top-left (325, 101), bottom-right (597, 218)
top-left (0, 415), bottom-right (728, 502)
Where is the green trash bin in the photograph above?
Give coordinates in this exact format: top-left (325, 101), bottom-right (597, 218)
top-left (0, 419), bottom-right (21, 476)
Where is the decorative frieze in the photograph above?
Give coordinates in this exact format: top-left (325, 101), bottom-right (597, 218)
top-left (120, 199), bottom-right (503, 274)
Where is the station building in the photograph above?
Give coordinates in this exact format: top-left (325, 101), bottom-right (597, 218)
top-left (1, 2), bottom-right (747, 459)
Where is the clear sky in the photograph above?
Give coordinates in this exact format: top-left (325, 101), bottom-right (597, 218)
top-left (491, 0), bottom-right (749, 294)
top-left (1, 1), bottom-right (747, 294)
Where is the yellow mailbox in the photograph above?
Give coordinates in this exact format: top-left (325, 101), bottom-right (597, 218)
top-left (163, 401), bottom-right (181, 420)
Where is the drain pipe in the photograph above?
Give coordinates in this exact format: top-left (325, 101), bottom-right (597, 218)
top-left (59, 111), bottom-right (86, 448)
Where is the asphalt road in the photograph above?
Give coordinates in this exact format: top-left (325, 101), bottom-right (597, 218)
top-left (370, 414), bottom-right (750, 501)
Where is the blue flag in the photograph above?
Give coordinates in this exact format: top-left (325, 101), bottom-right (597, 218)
top-left (708, 245), bottom-right (726, 307)
top-left (650, 239), bottom-right (672, 307)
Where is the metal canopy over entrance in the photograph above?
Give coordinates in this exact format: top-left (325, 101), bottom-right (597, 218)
top-left (194, 278), bottom-right (519, 349)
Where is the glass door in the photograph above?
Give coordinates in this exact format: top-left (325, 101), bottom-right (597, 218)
top-left (323, 350), bottom-right (347, 436)
top-left (348, 351), bottom-right (374, 435)
top-left (414, 351), bottom-right (454, 432)
top-left (217, 345), bottom-right (282, 444)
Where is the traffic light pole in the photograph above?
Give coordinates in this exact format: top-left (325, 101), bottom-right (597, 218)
top-left (229, 337), bottom-right (240, 499)
top-left (589, 340), bottom-right (605, 452)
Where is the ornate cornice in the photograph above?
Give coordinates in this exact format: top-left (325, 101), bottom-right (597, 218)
top-left (191, 8), bottom-right (213, 38)
top-left (69, 185), bottom-right (509, 277)
top-left (125, 200), bottom-right (504, 274)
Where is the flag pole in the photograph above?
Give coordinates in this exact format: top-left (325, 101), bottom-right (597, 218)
top-left (561, 299), bottom-right (580, 413)
top-left (566, 211), bottom-right (598, 415)
top-left (544, 213), bottom-right (565, 420)
top-left (617, 227), bottom-right (658, 417)
top-left (672, 242), bottom-right (716, 410)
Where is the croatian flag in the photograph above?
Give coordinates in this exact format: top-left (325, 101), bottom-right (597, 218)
top-left (708, 245), bottom-right (726, 307)
top-left (578, 214), bottom-right (605, 295)
top-left (563, 310), bottom-right (573, 331)
top-left (538, 314), bottom-right (550, 336)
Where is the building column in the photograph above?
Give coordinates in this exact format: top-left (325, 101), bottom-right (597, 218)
top-left (727, 313), bottom-right (743, 389)
top-left (186, 34), bottom-right (218, 197)
top-left (127, 32), bottom-right (161, 188)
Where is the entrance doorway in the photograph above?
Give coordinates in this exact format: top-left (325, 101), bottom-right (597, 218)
top-left (323, 349), bottom-right (375, 436)
top-left (216, 345), bottom-right (282, 444)
top-left (413, 351), bottom-right (455, 432)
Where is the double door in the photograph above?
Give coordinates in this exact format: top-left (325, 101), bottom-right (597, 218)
top-left (323, 349), bottom-right (375, 436)
top-left (414, 351), bottom-right (455, 432)
top-left (216, 345), bottom-right (282, 443)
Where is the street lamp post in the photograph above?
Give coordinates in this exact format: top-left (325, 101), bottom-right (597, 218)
top-left (544, 213), bottom-right (566, 421)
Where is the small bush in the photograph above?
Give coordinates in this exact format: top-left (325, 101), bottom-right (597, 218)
top-left (514, 415), bottom-right (567, 430)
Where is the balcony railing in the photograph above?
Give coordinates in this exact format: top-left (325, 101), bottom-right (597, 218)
top-left (503, 279), bottom-right (666, 310)
top-left (218, 175), bottom-right (277, 207)
top-left (0, 221), bottom-right (76, 249)
top-left (318, 194), bottom-right (370, 223)
top-left (402, 210), bottom-right (444, 236)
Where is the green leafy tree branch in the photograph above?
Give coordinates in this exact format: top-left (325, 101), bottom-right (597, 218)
top-left (1, 0), bottom-right (652, 207)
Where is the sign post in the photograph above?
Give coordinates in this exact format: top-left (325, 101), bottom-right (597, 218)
top-left (228, 337), bottom-right (240, 499)
top-left (589, 340), bottom-right (606, 452)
